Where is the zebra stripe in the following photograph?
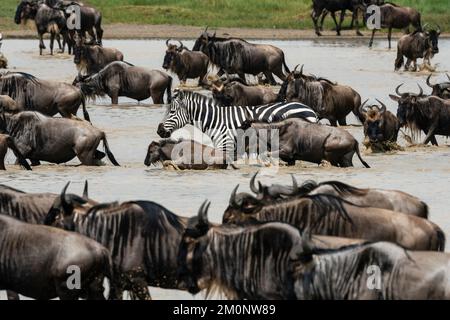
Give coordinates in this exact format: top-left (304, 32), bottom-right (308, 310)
top-left (160, 90), bottom-right (317, 151)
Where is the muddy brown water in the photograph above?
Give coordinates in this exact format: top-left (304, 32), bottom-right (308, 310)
top-left (0, 39), bottom-right (449, 300)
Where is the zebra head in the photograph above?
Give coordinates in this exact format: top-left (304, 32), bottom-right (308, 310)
top-left (157, 89), bottom-right (192, 138)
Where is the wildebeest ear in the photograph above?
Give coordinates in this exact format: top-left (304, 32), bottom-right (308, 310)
top-left (389, 95), bottom-right (400, 102)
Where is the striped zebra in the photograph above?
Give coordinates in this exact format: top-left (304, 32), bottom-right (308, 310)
top-left (157, 90), bottom-right (317, 154)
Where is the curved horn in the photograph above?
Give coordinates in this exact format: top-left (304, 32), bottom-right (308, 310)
top-left (426, 74), bottom-right (433, 87)
top-left (178, 40), bottom-right (184, 49)
top-left (60, 181), bottom-right (71, 211)
top-left (395, 83), bottom-right (405, 96)
top-left (291, 174), bottom-right (298, 194)
top-left (197, 200), bottom-right (210, 226)
top-left (293, 64), bottom-right (300, 72)
top-left (359, 99), bottom-right (369, 115)
top-left (250, 171), bottom-right (261, 194)
top-left (375, 99), bottom-right (387, 114)
top-left (417, 84), bottom-right (424, 96)
top-left (82, 180), bottom-right (88, 200)
top-left (166, 38), bottom-right (171, 47)
top-left (204, 26), bottom-right (209, 33)
top-left (229, 184), bottom-right (240, 207)
top-left (299, 64), bottom-right (304, 76)
top-left (447, 74), bottom-right (450, 82)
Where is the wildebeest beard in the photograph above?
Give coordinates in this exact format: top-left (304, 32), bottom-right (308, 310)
top-left (0, 72), bottom-right (41, 110)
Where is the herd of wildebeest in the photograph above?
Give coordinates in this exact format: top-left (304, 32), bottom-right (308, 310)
top-left (0, 0), bottom-right (449, 300)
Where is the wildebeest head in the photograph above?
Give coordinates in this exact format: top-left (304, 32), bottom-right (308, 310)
top-left (389, 84), bottom-right (424, 127)
top-left (144, 141), bottom-right (162, 166)
top-left (425, 25), bottom-right (441, 55)
top-left (222, 185), bottom-right (265, 223)
top-left (44, 181), bottom-right (90, 231)
top-left (73, 73), bottom-right (103, 97)
top-left (157, 90), bottom-right (192, 138)
top-left (211, 74), bottom-right (236, 106)
top-left (426, 74), bottom-right (450, 99)
top-left (15, 0), bottom-right (38, 25)
top-left (162, 39), bottom-right (184, 70)
top-left (278, 65), bottom-right (317, 102)
top-left (360, 99), bottom-right (388, 143)
top-left (192, 27), bottom-right (211, 52)
top-left (73, 34), bottom-right (88, 65)
top-left (177, 200), bottom-right (212, 294)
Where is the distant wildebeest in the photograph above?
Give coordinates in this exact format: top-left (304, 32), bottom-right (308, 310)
top-left (311, 0), bottom-right (368, 37)
top-left (395, 26), bottom-right (441, 71)
top-left (390, 84), bottom-right (450, 146)
top-left (74, 39), bottom-right (124, 76)
top-left (359, 99), bottom-right (400, 149)
top-left (278, 65), bottom-right (363, 125)
top-left (224, 187), bottom-right (445, 251)
top-left (212, 75), bottom-right (278, 107)
top-left (241, 118), bottom-right (370, 167)
top-left (192, 31), bottom-right (290, 85)
top-left (44, 183), bottom-right (204, 299)
top-left (74, 61), bottom-right (172, 105)
top-left (292, 239), bottom-right (450, 299)
top-left (0, 111), bottom-right (119, 166)
top-left (0, 214), bottom-right (115, 300)
top-left (426, 74), bottom-right (450, 99)
top-left (367, 2), bottom-right (422, 49)
top-left (0, 134), bottom-right (31, 170)
top-left (0, 72), bottom-right (90, 121)
top-left (248, 173), bottom-right (429, 218)
top-left (162, 39), bottom-right (209, 86)
top-left (54, 1), bottom-right (103, 46)
top-left (144, 139), bottom-right (235, 170)
top-left (15, 0), bottom-right (68, 55)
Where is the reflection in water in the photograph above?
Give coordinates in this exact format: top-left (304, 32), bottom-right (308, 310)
top-left (0, 39), bottom-right (449, 300)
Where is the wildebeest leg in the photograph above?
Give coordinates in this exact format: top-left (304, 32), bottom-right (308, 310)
top-left (6, 291), bottom-right (20, 300)
top-left (264, 71), bottom-right (277, 86)
top-left (338, 118), bottom-right (347, 126)
top-left (353, 9), bottom-right (363, 36)
top-left (404, 59), bottom-right (412, 71)
top-left (422, 122), bottom-right (439, 146)
top-left (369, 29), bottom-right (376, 48)
top-left (329, 119), bottom-right (338, 127)
top-left (56, 34), bottom-right (62, 51)
top-left (75, 137), bottom-right (101, 166)
top-left (50, 32), bottom-right (56, 56)
top-left (31, 159), bottom-right (41, 166)
top-left (412, 59), bottom-right (418, 72)
top-left (336, 10), bottom-right (346, 36)
top-left (151, 89), bottom-right (164, 104)
top-left (110, 91), bottom-right (119, 105)
top-left (387, 28), bottom-right (393, 49)
top-left (311, 9), bottom-right (322, 36)
top-left (86, 277), bottom-right (106, 300)
top-left (330, 12), bottom-right (341, 36)
top-left (319, 10), bottom-right (328, 31)
top-left (39, 33), bottom-right (46, 56)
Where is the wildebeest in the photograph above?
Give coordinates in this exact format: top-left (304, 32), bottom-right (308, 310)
top-left (0, 111), bottom-right (119, 166)
top-left (74, 39), bottom-right (124, 76)
top-left (74, 61), bottom-right (172, 105)
top-left (212, 76), bottom-right (278, 107)
top-left (144, 138), bottom-right (234, 170)
top-left (163, 39), bottom-right (209, 86)
top-left (395, 26), bottom-right (441, 72)
top-left (292, 239), bottom-right (450, 299)
top-left (0, 134), bottom-right (31, 170)
top-left (426, 74), bottom-right (450, 99)
top-left (278, 65), bottom-right (363, 125)
top-left (0, 72), bottom-right (90, 121)
top-left (0, 214), bottom-right (114, 300)
top-left (248, 173), bottom-right (429, 218)
top-left (224, 186), bottom-right (445, 251)
top-left (367, 2), bottom-right (422, 49)
top-left (359, 99), bottom-right (400, 149)
top-left (15, 0), bottom-right (68, 55)
top-left (311, 0), bottom-right (366, 37)
top-left (390, 84), bottom-right (450, 146)
top-left (44, 183), bottom-right (204, 299)
top-left (0, 34), bottom-right (7, 69)
top-left (241, 118), bottom-right (370, 167)
top-left (193, 31), bottom-right (290, 84)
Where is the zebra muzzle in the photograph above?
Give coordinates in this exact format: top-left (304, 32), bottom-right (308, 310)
top-left (157, 123), bottom-right (171, 138)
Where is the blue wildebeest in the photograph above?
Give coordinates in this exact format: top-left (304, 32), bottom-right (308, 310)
top-left (224, 186), bottom-right (445, 251)
top-left (0, 214), bottom-right (115, 300)
top-left (163, 39), bottom-right (209, 86)
top-left (395, 26), bottom-right (441, 72)
top-left (44, 183), bottom-right (206, 299)
top-left (426, 74), bottom-right (450, 100)
top-left (0, 111), bottom-right (119, 166)
top-left (248, 173), bottom-right (428, 218)
top-left (192, 31), bottom-right (290, 85)
top-left (390, 84), bottom-right (450, 146)
top-left (0, 72), bottom-right (90, 121)
top-left (366, 2), bottom-right (422, 49)
top-left (74, 61), bottom-right (172, 105)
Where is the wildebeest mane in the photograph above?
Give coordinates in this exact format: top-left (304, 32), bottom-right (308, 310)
top-left (295, 180), bottom-right (368, 197)
top-left (208, 40), bottom-right (259, 74)
top-left (0, 72), bottom-right (41, 109)
top-left (301, 193), bottom-right (354, 223)
top-left (5, 112), bottom-right (46, 149)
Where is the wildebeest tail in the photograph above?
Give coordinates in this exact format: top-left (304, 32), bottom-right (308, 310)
top-left (355, 142), bottom-right (370, 168)
top-left (166, 75), bottom-right (173, 104)
top-left (421, 201), bottom-right (429, 220)
top-left (394, 53), bottom-right (404, 71)
top-left (102, 133), bottom-right (120, 166)
top-left (80, 93), bottom-right (91, 122)
top-left (281, 52), bottom-right (290, 75)
top-left (436, 227), bottom-right (446, 252)
top-left (6, 135), bottom-right (31, 170)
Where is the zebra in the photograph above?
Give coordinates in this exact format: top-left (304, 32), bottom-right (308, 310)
top-left (157, 90), bottom-right (317, 158)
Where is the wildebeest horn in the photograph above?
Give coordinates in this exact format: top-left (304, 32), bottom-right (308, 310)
top-left (417, 84), bottom-right (424, 96)
top-left (291, 174), bottom-right (298, 194)
top-left (360, 99), bottom-right (369, 114)
top-left (395, 83), bottom-right (405, 96)
top-left (293, 64), bottom-right (300, 73)
top-left (204, 26), bottom-right (209, 33)
top-left (447, 74), bottom-right (450, 81)
top-left (376, 99), bottom-right (387, 114)
top-left (426, 74), bottom-right (433, 87)
top-left (299, 64), bottom-right (304, 76)
top-left (60, 182), bottom-right (71, 213)
top-left (83, 180), bottom-right (89, 200)
top-left (229, 184), bottom-right (240, 207)
top-left (197, 200), bottom-right (210, 226)
top-left (178, 40), bottom-right (184, 49)
top-left (166, 38), bottom-right (171, 47)
top-left (250, 171), bottom-right (261, 194)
